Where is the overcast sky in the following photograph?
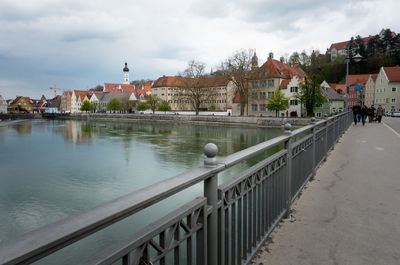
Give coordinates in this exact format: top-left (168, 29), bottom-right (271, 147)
top-left (0, 0), bottom-right (399, 99)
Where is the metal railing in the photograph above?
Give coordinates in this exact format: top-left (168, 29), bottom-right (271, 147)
top-left (0, 111), bottom-right (353, 265)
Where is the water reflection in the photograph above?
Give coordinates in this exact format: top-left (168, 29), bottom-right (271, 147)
top-left (52, 120), bottom-right (282, 168)
top-left (0, 119), bottom-right (283, 264)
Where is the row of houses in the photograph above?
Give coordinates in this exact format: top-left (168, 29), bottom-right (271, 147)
top-left (322, 66), bottom-right (400, 112)
top-left (0, 95), bottom-right (61, 114)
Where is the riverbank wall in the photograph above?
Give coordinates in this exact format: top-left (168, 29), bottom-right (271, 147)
top-left (42, 113), bottom-right (313, 127)
top-left (0, 113), bottom-right (42, 120)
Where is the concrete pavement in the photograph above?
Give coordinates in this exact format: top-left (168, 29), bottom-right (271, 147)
top-left (251, 121), bottom-right (400, 265)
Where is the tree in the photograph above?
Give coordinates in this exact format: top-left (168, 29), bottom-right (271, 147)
top-left (158, 100), bottom-right (171, 113)
top-left (220, 49), bottom-right (255, 116)
top-left (90, 85), bottom-right (104, 91)
top-left (91, 101), bottom-right (100, 113)
top-left (120, 97), bottom-right (135, 113)
top-left (145, 94), bottom-right (160, 114)
top-left (80, 100), bottom-right (93, 112)
top-left (106, 98), bottom-right (121, 113)
top-left (266, 88), bottom-right (289, 117)
top-left (178, 60), bottom-right (210, 115)
top-left (136, 101), bottom-right (148, 112)
top-left (296, 74), bottom-right (327, 117)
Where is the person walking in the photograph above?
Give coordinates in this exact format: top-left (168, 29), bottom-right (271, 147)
top-left (367, 105), bottom-right (374, 123)
top-left (360, 105), bottom-right (368, 126)
top-left (376, 104), bottom-right (384, 123)
top-left (352, 104), bottom-right (361, 125)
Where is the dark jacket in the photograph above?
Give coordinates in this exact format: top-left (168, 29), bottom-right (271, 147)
top-left (360, 106), bottom-right (368, 116)
top-left (352, 105), bottom-right (361, 114)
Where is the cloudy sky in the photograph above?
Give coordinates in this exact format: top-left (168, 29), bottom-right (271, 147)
top-left (0, 0), bottom-right (399, 99)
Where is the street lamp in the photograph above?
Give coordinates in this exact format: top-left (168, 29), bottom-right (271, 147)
top-left (345, 51), bottom-right (362, 109)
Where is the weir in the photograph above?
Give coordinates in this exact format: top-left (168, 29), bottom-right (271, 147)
top-left (0, 111), bottom-right (352, 265)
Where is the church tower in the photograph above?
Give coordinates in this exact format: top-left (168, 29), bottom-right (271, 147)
top-left (251, 51), bottom-right (259, 70)
top-left (123, 62), bottom-right (130, 84)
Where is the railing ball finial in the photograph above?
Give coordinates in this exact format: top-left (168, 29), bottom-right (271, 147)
top-left (204, 143), bottom-right (218, 167)
top-left (284, 123), bottom-right (292, 135)
top-left (324, 113), bottom-right (328, 119)
top-left (310, 117), bottom-right (316, 124)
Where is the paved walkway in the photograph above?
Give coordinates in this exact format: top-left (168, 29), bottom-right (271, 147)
top-left (251, 120), bottom-right (400, 265)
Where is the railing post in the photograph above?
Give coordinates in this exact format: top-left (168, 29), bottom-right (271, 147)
top-left (284, 123), bottom-right (292, 219)
top-left (324, 114), bottom-right (328, 160)
top-left (310, 117), bottom-right (316, 179)
top-left (203, 143), bottom-right (218, 265)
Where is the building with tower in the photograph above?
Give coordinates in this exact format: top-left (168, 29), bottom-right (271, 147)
top-left (123, 62), bottom-right (130, 84)
top-left (104, 62), bottom-right (136, 93)
top-left (251, 52), bottom-right (258, 70)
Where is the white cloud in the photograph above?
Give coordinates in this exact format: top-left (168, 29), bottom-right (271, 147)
top-left (0, 0), bottom-right (399, 99)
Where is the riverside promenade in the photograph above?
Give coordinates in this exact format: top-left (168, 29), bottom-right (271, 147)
top-left (252, 118), bottom-right (400, 265)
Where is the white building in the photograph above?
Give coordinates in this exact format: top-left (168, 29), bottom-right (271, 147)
top-left (0, 95), bottom-right (7, 113)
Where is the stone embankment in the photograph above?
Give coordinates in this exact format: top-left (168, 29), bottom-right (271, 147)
top-left (43, 113), bottom-right (312, 127)
top-left (0, 113), bottom-right (42, 120)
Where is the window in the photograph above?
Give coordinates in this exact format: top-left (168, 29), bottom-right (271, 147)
top-left (290, 100), bottom-right (298, 105)
top-left (260, 80), bottom-right (266, 88)
top-left (316, 112), bottom-right (322, 118)
top-left (252, 92), bottom-right (258, 99)
top-left (392, 98), bottom-right (396, 103)
top-left (290, 86), bottom-right (298, 93)
top-left (251, 81), bottom-right (258, 88)
top-left (268, 92), bottom-right (274, 98)
top-left (268, 80), bottom-right (274, 88)
top-left (259, 104), bottom-right (266, 112)
top-left (251, 104), bottom-right (258, 112)
top-left (392, 87), bottom-right (397, 92)
top-left (260, 92), bottom-right (266, 99)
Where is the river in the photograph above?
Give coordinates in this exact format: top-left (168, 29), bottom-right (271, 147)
top-left (0, 119), bottom-right (282, 264)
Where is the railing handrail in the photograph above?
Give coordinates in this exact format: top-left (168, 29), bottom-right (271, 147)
top-left (0, 111), bottom-right (350, 265)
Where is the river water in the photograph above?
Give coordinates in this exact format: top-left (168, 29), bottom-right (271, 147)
top-left (0, 119), bottom-right (282, 264)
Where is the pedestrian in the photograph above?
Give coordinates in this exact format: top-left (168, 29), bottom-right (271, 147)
top-left (376, 104), bottom-right (384, 123)
top-left (367, 105), bottom-right (373, 123)
top-left (352, 104), bottom-right (361, 125)
top-left (369, 104), bottom-right (376, 122)
top-left (360, 105), bottom-right (368, 126)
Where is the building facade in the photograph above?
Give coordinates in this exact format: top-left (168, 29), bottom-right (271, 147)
top-left (364, 74), bottom-right (378, 107)
top-left (0, 95), bottom-right (7, 113)
top-left (151, 75), bottom-right (235, 112)
top-left (375, 66), bottom-right (400, 112)
top-left (234, 54), bottom-right (306, 116)
top-left (8, 97), bottom-right (32, 113)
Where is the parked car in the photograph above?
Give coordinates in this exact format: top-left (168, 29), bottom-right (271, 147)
top-left (384, 112), bottom-right (392, 116)
top-left (391, 111), bottom-right (400, 117)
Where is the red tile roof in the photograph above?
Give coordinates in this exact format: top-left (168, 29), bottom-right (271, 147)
top-left (279, 79), bottom-right (290, 89)
top-left (348, 74), bottom-right (372, 87)
top-left (328, 35), bottom-right (375, 52)
top-left (73, 90), bottom-right (89, 101)
top-left (253, 58), bottom-right (306, 80)
top-left (383, 66), bottom-right (400, 82)
top-left (135, 81), bottom-right (153, 98)
top-left (104, 83), bottom-right (136, 93)
top-left (152, 76), bottom-right (186, 87)
top-left (330, 84), bottom-right (346, 95)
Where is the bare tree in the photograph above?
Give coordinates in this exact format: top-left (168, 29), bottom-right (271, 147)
top-left (178, 60), bottom-right (211, 115)
top-left (220, 49), bottom-right (254, 116)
